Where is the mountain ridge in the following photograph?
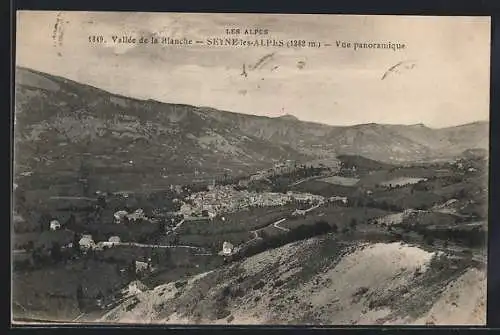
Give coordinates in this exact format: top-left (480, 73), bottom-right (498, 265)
top-left (14, 66), bottom-right (489, 195)
top-left (15, 66), bottom-right (488, 130)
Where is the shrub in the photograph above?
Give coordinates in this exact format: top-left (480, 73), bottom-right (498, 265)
top-left (331, 223), bottom-right (339, 233)
top-left (424, 235), bottom-right (435, 246)
top-left (273, 279), bottom-right (284, 288)
top-left (216, 308), bottom-right (231, 320)
top-left (353, 286), bottom-right (369, 297)
top-left (253, 280), bottom-right (265, 290)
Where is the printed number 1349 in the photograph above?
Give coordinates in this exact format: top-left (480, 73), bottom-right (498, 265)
top-left (89, 35), bottom-right (104, 43)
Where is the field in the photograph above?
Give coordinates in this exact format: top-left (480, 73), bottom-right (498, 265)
top-left (12, 258), bottom-right (130, 320)
top-left (291, 180), bottom-right (358, 197)
top-left (14, 230), bottom-right (74, 250)
top-left (176, 206), bottom-right (294, 235)
top-left (380, 177), bottom-right (427, 188)
top-left (281, 206), bottom-right (391, 231)
top-left (319, 176), bottom-right (360, 186)
top-left (400, 211), bottom-right (460, 227)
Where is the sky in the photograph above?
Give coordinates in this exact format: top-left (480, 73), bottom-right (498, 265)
top-left (16, 11), bottom-right (491, 128)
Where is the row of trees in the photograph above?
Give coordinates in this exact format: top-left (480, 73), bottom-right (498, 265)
top-left (233, 220), bottom-right (337, 261)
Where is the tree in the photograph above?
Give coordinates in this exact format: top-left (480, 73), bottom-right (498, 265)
top-left (15, 188), bottom-right (26, 212)
top-left (72, 233), bottom-right (81, 253)
top-left (66, 214), bottom-right (76, 228)
top-left (50, 242), bottom-right (62, 263)
top-left (97, 195), bottom-right (107, 209)
top-left (162, 248), bottom-right (172, 265)
top-left (424, 235), bottom-right (435, 246)
top-left (350, 218), bottom-right (358, 230)
top-left (31, 247), bottom-right (43, 266)
top-left (76, 283), bottom-right (84, 310)
top-left (331, 223), bottom-right (339, 233)
top-left (127, 260), bottom-right (137, 280)
top-left (38, 213), bottom-right (52, 232)
top-left (314, 220), bottom-right (331, 235)
top-left (25, 240), bottom-right (34, 252)
top-left (79, 161), bottom-right (91, 197)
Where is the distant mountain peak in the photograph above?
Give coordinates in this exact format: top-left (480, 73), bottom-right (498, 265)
top-left (276, 114), bottom-right (299, 121)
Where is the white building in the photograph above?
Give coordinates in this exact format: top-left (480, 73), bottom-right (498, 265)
top-left (207, 210), bottom-right (217, 220)
top-left (135, 260), bottom-right (149, 274)
top-left (108, 236), bottom-right (121, 244)
top-left (49, 220), bottom-right (61, 231)
top-left (95, 242), bottom-right (110, 250)
top-left (222, 241), bottom-right (234, 255)
top-left (79, 236), bottom-right (95, 250)
top-left (127, 209), bottom-right (147, 223)
top-left (114, 210), bottom-right (129, 223)
top-left (329, 196), bottom-right (348, 205)
top-left (292, 209), bottom-right (306, 216)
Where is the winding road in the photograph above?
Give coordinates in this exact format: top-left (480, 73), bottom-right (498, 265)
top-left (115, 242), bottom-right (204, 251)
top-left (272, 218), bottom-right (290, 232)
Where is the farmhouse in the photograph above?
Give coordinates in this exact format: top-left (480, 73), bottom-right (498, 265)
top-left (135, 260), bottom-right (150, 274)
top-left (127, 209), bottom-right (147, 223)
top-left (292, 209), bottom-right (307, 216)
top-left (95, 236), bottom-right (121, 249)
top-left (79, 236), bottom-right (95, 250)
top-left (221, 241), bottom-right (234, 255)
top-left (108, 236), bottom-right (121, 243)
top-left (49, 220), bottom-right (61, 231)
top-left (328, 196), bottom-right (348, 205)
top-left (114, 210), bottom-right (129, 223)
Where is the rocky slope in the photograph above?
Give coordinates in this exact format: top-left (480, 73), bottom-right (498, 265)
top-left (99, 237), bottom-right (486, 325)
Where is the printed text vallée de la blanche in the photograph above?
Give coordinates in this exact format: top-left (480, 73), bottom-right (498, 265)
top-left (87, 27), bottom-right (407, 51)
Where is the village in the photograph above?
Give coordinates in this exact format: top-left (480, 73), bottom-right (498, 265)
top-left (11, 153), bottom-right (487, 322)
top-left (179, 184), bottom-right (325, 219)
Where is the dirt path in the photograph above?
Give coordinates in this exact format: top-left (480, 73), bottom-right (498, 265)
top-left (117, 242), bottom-right (203, 251)
top-left (49, 196), bottom-right (97, 201)
top-left (290, 176), bottom-right (319, 187)
top-left (171, 219), bottom-right (185, 232)
top-left (72, 313), bottom-right (85, 322)
top-left (250, 230), bottom-right (259, 239)
top-left (273, 218), bottom-right (289, 232)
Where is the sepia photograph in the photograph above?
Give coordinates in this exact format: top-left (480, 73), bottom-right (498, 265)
top-left (12, 11), bottom-right (489, 325)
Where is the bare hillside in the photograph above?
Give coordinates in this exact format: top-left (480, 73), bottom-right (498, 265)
top-left (99, 237), bottom-right (485, 325)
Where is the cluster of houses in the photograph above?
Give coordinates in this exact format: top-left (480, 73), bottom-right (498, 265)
top-left (453, 159), bottom-right (479, 173)
top-left (78, 234), bottom-right (122, 251)
top-left (179, 186), bottom-right (325, 218)
top-left (113, 208), bottom-right (150, 224)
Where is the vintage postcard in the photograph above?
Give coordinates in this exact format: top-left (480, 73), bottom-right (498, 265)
top-left (13, 11), bottom-right (489, 325)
